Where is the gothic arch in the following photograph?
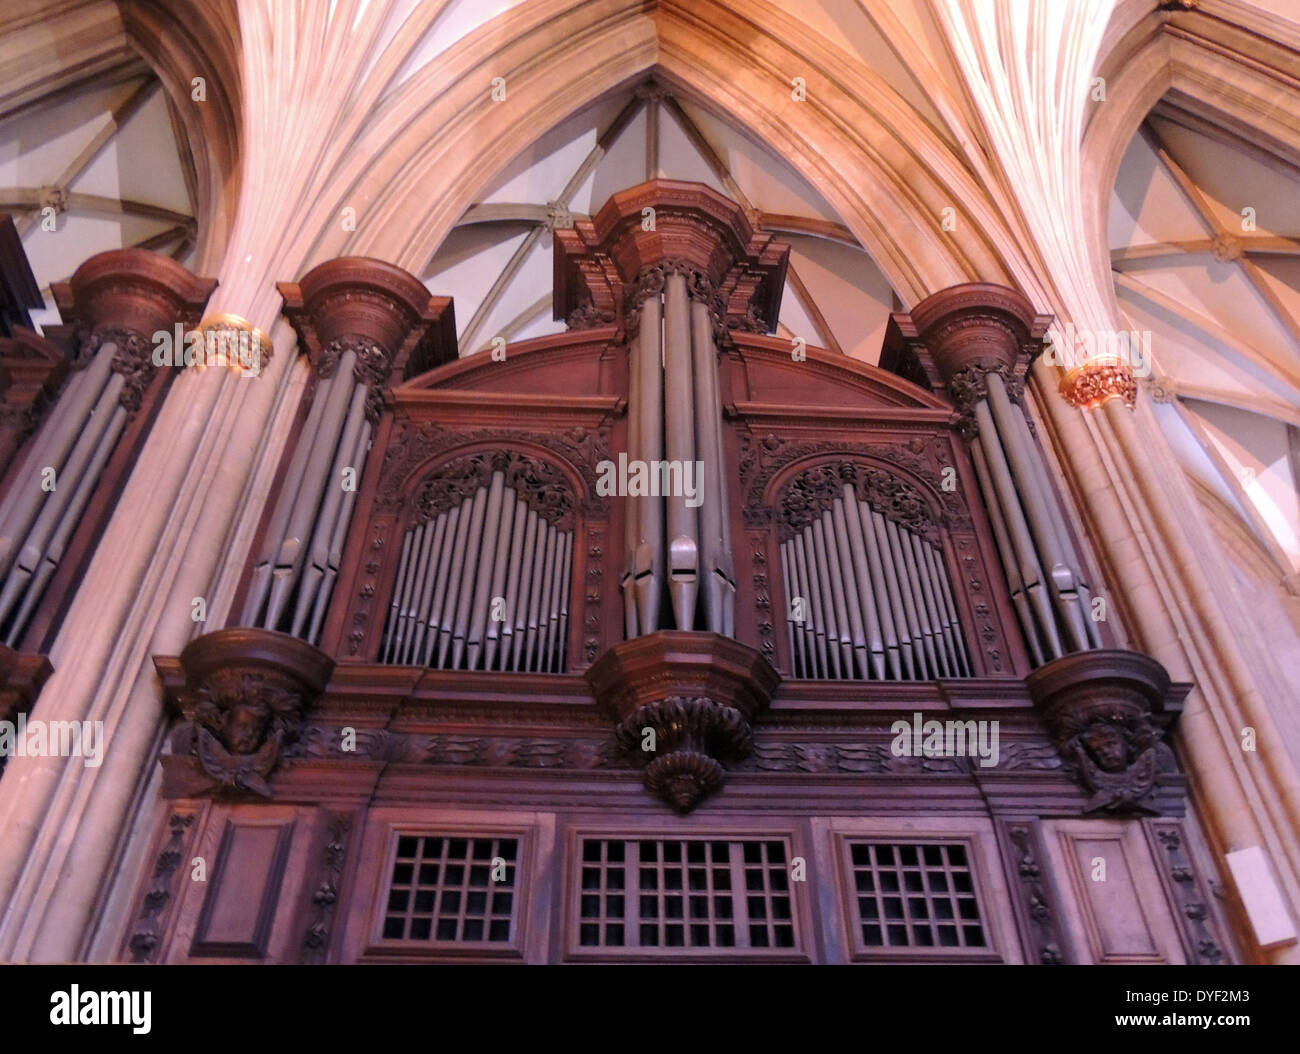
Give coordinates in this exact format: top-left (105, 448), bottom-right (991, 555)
top-left (287, 0), bottom-right (1023, 307)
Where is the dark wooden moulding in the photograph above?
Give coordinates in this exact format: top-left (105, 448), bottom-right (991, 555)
top-left (145, 183), bottom-right (1204, 963)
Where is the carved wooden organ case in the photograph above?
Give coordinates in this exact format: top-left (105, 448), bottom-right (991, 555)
top-left (139, 181), bottom-right (1232, 964)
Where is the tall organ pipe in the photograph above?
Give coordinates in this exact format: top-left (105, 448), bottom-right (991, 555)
top-left (622, 330), bottom-right (644, 637)
top-left (986, 373), bottom-right (1088, 652)
top-left (0, 340), bottom-right (116, 575)
top-left (634, 295), bottom-right (664, 634)
top-left (690, 297), bottom-right (734, 634)
top-left (662, 273), bottom-right (699, 631)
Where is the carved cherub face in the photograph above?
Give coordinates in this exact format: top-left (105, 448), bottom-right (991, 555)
top-left (1080, 722), bottom-right (1130, 773)
top-left (225, 699), bottom-right (269, 755)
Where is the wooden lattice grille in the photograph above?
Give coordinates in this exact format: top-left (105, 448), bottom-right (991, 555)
top-left (576, 837), bottom-right (797, 952)
top-left (845, 841), bottom-right (987, 951)
top-left (381, 835), bottom-right (519, 943)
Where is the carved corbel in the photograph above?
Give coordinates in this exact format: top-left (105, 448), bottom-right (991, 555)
top-left (1027, 649), bottom-right (1188, 815)
top-left (155, 628), bottom-right (334, 799)
top-left (585, 631), bottom-right (780, 812)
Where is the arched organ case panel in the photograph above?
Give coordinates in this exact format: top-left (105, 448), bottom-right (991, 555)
top-left (771, 459), bottom-right (971, 680)
top-left (379, 449), bottom-right (576, 673)
top-left (724, 333), bottom-right (1031, 681)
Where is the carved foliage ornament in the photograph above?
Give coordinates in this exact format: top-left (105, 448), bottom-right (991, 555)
top-left (78, 326), bottom-right (157, 413)
top-left (412, 449), bottom-right (577, 530)
top-left (947, 360), bottom-right (1024, 438)
top-left (318, 336), bottom-right (394, 424)
top-left (1059, 360), bottom-right (1138, 411)
top-left (375, 421), bottom-right (611, 518)
top-left (777, 459), bottom-right (937, 541)
top-left (741, 431), bottom-right (967, 532)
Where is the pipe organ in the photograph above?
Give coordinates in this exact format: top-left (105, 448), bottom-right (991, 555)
top-left (236, 259), bottom-right (455, 647)
top-left (883, 285), bottom-right (1106, 667)
top-left (623, 264), bottom-right (736, 638)
top-left (131, 182), bottom-right (1210, 964)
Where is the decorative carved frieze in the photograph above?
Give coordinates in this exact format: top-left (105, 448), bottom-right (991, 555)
top-left (155, 628), bottom-right (334, 799)
top-left (1000, 820), bottom-right (1067, 964)
top-left (302, 813), bottom-right (352, 963)
top-left (411, 449), bottom-right (579, 530)
top-left (1026, 649), bottom-right (1187, 815)
top-left (738, 430), bottom-right (967, 532)
top-left (374, 421), bottom-right (610, 518)
top-left (1149, 819), bottom-right (1228, 963)
top-left (776, 459), bottom-right (939, 541)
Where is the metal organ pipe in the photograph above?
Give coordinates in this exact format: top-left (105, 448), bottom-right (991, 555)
top-left (0, 340), bottom-right (115, 575)
top-left (986, 373), bottom-right (1088, 652)
top-left (291, 382), bottom-right (369, 638)
top-left (662, 273), bottom-right (699, 631)
top-left (691, 296), bottom-right (735, 635)
top-left (973, 399), bottom-right (1063, 661)
top-left (634, 295), bottom-right (664, 634)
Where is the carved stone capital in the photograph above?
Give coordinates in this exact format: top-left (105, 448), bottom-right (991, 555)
top-left (155, 628), bottom-right (334, 799)
top-left (585, 631), bottom-right (780, 812)
top-left (1060, 359), bottom-right (1138, 410)
top-left (1026, 649), bottom-right (1187, 815)
top-left (278, 257), bottom-right (457, 403)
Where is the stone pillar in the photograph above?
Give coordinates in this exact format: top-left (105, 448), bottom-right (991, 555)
top-left (883, 283), bottom-right (1105, 667)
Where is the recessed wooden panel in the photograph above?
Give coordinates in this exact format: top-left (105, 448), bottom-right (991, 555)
top-left (191, 818), bottom-right (294, 958)
top-left (1043, 819), bottom-right (1186, 964)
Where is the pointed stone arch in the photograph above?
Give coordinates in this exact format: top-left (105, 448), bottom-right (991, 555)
top-left (288, 0), bottom-right (1021, 307)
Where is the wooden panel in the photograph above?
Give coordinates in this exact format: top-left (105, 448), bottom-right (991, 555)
top-left (191, 817), bottom-right (294, 958)
top-left (1042, 818), bottom-right (1186, 964)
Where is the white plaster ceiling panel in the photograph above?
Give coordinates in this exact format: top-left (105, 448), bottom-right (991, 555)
top-left (1110, 105), bottom-right (1300, 575)
top-left (388, 0), bottom-right (533, 96)
top-left (1188, 399), bottom-right (1300, 565)
top-left (0, 72), bottom-right (194, 330)
top-left (786, 0), bottom-right (953, 143)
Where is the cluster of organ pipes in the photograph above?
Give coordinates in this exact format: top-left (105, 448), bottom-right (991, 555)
top-left (241, 346), bottom-right (372, 645)
top-left (0, 337), bottom-right (126, 645)
top-left (780, 484), bottom-right (971, 681)
top-left (966, 372), bottom-right (1101, 665)
top-left (380, 470), bottom-right (573, 672)
top-left (622, 268), bottom-right (736, 638)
